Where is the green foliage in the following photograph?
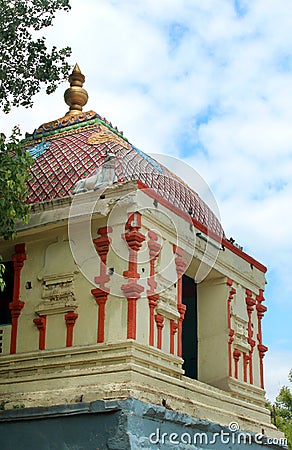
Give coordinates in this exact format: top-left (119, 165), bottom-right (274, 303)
top-left (0, 128), bottom-right (33, 242)
top-left (0, 2), bottom-right (71, 287)
top-left (0, 0), bottom-right (72, 112)
top-left (275, 387), bottom-right (292, 448)
top-left (268, 376), bottom-right (292, 449)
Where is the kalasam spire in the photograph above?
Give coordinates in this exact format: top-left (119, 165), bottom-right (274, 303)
top-left (64, 63), bottom-right (88, 115)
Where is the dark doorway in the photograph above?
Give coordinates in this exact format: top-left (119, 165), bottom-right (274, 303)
top-left (0, 261), bottom-right (14, 325)
top-left (182, 274), bottom-right (197, 379)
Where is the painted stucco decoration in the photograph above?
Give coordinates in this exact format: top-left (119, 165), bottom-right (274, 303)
top-left (73, 151), bottom-right (117, 194)
top-left (28, 141), bottom-right (51, 159)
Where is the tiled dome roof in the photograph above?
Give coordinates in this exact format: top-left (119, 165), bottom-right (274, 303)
top-left (23, 64), bottom-right (223, 237)
top-left (24, 111), bottom-right (223, 237)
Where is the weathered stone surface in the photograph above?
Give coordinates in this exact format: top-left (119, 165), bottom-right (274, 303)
top-left (0, 398), bottom-right (286, 450)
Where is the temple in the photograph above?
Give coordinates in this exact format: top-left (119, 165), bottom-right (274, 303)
top-left (0, 65), bottom-right (286, 449)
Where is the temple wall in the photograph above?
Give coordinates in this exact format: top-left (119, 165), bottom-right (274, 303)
top-left (0, 184), bottom-right (274, 438)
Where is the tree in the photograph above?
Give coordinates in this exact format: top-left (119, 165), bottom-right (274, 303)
top-left (0, 128), bottom-right (33, 289)
top-left (0, 1), bottom-right (72, 288)
top-left (0, 0), bottom-right (72, 113)
top-left (0, 128), bottom-right (32, 240)
top-left (269, 370), bottom-right (292, 449)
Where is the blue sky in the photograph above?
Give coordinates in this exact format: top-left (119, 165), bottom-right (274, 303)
top-left (1, 0), bottom-right (291, 400)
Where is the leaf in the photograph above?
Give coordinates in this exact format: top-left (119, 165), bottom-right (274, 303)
top-left (0, 0), bottom-right (72, 112)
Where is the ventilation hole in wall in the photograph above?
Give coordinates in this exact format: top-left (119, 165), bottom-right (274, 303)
top-left (141, 268), bottom-right (145, 273)
top-left (25, 281), bottom-right (32, 289)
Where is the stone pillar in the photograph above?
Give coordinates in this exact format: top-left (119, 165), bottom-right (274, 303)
top-left (92, 226), bottom-right (112, 343)
top-left (122, 212), bottom-right (145, 340)
top-left (65, 311), bottom-right (78, 347)
top-left (173, 245), bottom-right (187, 358)
top-left (155, 313), bottom-right (164, 349)
top-left (256, 289), bottom-right (268, 389)
top-left (147, 230), bottom-right (161, 346)
top-left (33, 315), bottom-right (47, 350)
top-left (9, 243), bottom-right (26, 354)
top-left (245, 289), bottom-right (256, 384)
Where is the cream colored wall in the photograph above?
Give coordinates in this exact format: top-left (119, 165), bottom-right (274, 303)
top-left (73, 272), bottom-right (98, 346)
top-left (197, 277), bottom-right (229, 388)
top-left (105, 295), bottom-right (127, 342)
top-left (46, 314), bottom-right (66, 349)
top-left (0, 183), bottom-right (268, 406)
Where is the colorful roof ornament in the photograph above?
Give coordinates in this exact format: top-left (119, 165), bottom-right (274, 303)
top-left (23, 64), bottom-right (224, 237)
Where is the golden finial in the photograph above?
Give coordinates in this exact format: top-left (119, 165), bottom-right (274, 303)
top-left (64, 63), bottom-right (88, 115)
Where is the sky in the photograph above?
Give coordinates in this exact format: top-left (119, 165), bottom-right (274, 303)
top-left (1, 0), bottom-right (291, 401)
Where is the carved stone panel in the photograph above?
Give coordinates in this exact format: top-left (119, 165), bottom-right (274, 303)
top-left (232, 315), bottom-right (249, 352)
top-left (36, 239), bottom-right (79, 315)
top-left (36, 273), bottom-right (77, 315)
top-left (155, 274), bottom-right (179, 320)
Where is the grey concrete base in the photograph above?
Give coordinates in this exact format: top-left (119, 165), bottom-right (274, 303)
top-left (0, 398), bottom-right (287, 449)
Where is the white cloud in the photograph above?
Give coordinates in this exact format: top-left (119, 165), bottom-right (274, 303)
top-left (265, 349), bottom-right (292, 401)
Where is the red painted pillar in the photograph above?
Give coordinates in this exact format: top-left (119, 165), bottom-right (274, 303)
top-left (9, 243), bottom-right (27, 354)
top-left (243, 353), bottom-right (250, 383)
top-left (258, 344), bottom-right (268, 389)
top-left (226, 278), bottom-right (236, 377)
top-left (228, 329), bottom-right (235, 377)
top-left (155, 314), bottom-right (164, 349)
top-left (245, 289), bottom-right (256, 384)
top-left (177, 304), bottom-right (186, 357)
top-left (10, 304), bottom-right (24, 354)
top-left (122, 212), bottom-right (145, 340)
top-left (93, 226), bottom-right (112, 290)
top-left (91, 288), bottom-right (108, 343)
top-left (121, 280), bottom-right (144, 339)
top-left (256, 289), bottom-right (268, 389)
top-left (65, 311), bottom-right (78, 347)
top-left (173, 245), bottom-right (187, 358)
top-left (148, 294), bottom-right (159, 346)
top-left (233, 349), bottom-right (241, 379)
top-left (170, 319), bottom-right (178, 355)
top-left (147, 230), bottom-right (161, 346)
top-left (92, 226), bottom-right (112, 343)
top-left (33, 316), bottom-right (47, 350)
